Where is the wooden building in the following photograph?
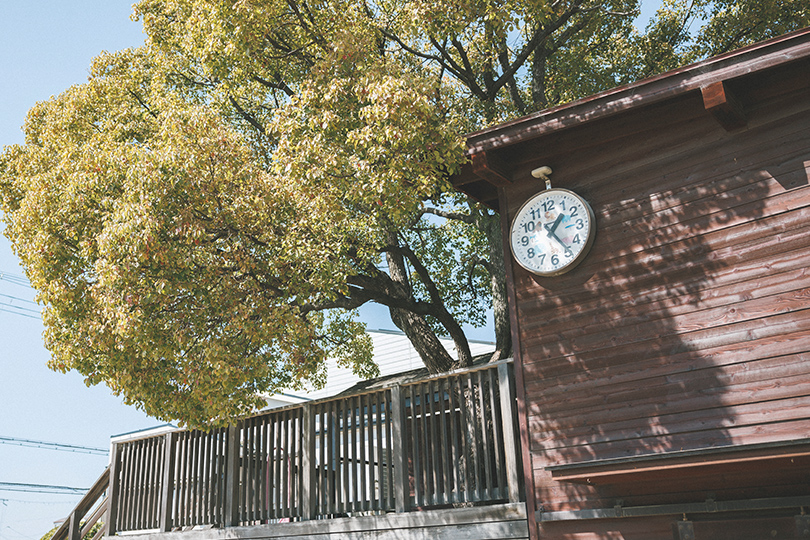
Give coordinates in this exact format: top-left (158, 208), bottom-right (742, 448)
top-left (449, 28), bottom-right (810, 539)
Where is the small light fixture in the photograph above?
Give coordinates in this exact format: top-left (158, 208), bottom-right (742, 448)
top-left (531, 166), bottom-right (553, 189)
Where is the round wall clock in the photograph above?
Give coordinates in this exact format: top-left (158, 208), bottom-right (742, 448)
top-left (510, 188), bottom-right (596, 276)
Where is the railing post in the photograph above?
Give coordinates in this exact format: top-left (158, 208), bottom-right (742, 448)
top-left (390, 385), bottom-right (409, 513)
top-left (224, 424), bottom-right (241, 528)
top-left (498, 362), bottom-right (522, 503)
top-left (158, 431), bottom-right (177, 532)
top-left (106, 443), bottom-right (121, 537)
top-left (301, 403), bottom-right (316, 520)
top-left (67, 510), bottom-right (80, 540)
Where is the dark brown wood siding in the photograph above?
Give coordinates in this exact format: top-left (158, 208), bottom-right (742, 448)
top-left (501, 57), bottom-right (810, 533)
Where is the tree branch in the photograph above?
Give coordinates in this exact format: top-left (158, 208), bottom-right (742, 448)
top-left (254, 75), bottom-right (295, 97)
top-left (128, 90), bottom-right (158, 118)
top-left (228, 96), bottom-right (266, 134)
top-left (489, 0), bottom-right (587, 100)
top-left (386, 242), bottom-right (473, 366)
top-left (422, 206), bottom-right (475, 224)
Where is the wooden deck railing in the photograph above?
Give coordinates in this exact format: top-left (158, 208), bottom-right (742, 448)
top-left (106, 359), bottom-right (521, 534)
top-left (51, 467), bottom-right (110, 540)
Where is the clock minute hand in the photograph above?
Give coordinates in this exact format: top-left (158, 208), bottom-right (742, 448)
top-left (544, 214), bottom-right (573, 255)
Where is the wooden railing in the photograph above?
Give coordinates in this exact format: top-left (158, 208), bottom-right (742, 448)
top-left (51, 467), bottom-right (109, 540)
top-left (107, 359), bottom-right (521, 534)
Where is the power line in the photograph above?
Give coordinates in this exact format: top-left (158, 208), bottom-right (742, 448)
top-left (0, 437), bottom-right (107, 456)
top-left (0, 272), bottom-right (42, 320)
top-left (0, 270), bottom-right (32, 289)
top-left (0, 294), bottom-right (36, 306)
top-left (0, 484), bottom-right (86, 496)
top-left (0, 299), bottom-right (40, 317)
top-left (0, 290), bottom-right (41, 319)
top-left (0, 498), bottom-right (75, 506)
top-left (0, 306), bottom-right (40, 320)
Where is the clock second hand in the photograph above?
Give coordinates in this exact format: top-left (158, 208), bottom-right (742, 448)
top-left (544, 214), bottom-right (573, 256)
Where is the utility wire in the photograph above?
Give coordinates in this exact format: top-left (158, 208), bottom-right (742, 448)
top-left (0, 270), bottom-right (32, 289)
top-left (0, 498), bottom-right (75, 506)
top-left (0, 294), bottom-right (37, 306)
top-left (0, 483), bottom-right (87, 496)
top-left (0, 306), bottom-right (39, 320)
top-left (0, 437), bottom-right (107, 456)
top-left (0, 299), bottom-right (39, 315)
top-left (0, 291), bottom-right (41, 320)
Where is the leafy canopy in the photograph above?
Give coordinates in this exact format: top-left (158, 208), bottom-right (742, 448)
top-left (1, 0), bottom-right (807, 427)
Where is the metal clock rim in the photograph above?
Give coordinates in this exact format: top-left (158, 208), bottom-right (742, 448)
top-left (509, 187), bottom-right (596, 277)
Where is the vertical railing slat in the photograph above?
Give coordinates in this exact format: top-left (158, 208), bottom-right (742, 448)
top-left (351, 395), bottom-right (358, 513)
top-left (139, 440), bottom-right (149, 530)
top-left (196, 431), bottom-right (204, 526)
top-left (341, 399), bottom-right (350, 514)
top-left (488, 366), bottom-right (505, 498)
top-left (359, 393), bottom-right (367, 512)
top-left (267, 412), bottom-right (276, 519)
top-left (428, 380), bottom-right (440, 506)
top-left (318, 404), bottom-right (326, 517)
top-left (347, 396), bottom-right (358, 512)
top-left (390, 385), bottom-right (408, 513)
top-left (386, 390), bottom-right (394, 510)
top-left (409, 385), bottom-right (421, 508)
top-left (127, 443), bottom-right (136, 531)
top-left (498, 362), bottom-right (521, 503)
top-left (329, 400), bottom-right (338, 516)
top-left (224, 424), bottom-right (240, 528)
top-left (243, 421), bottom-right (251, 524)
top-left (180, 433), bottom-right (189, 526)
top-left (302, 404), bottom-right (315, 520)
top-left (159, 432), bottom-right (176, 532)
top-left (298, 407), bottom-right (304, 518)
top-left (422, 383), bottom-right (432, 506)
top-left (438, 377), bottom-right (451, 505)
top-left (479, 370), bottom-right (494, 500)
top-left (375, 392), bottom-right (384, 511)
top-left (283, 409), bottom-right (295, 517)
top-left (469, 372), bottom-right (482, 502)
top-left (127, 442), bottom-right (137, 530)
top-left (107, 361), bottom-right (519, 533)
top-left (107, 443), bottom-right (122, 536)
top-left (191, 432), bottom-right (199, 526)
top-left (259, 418), bottom-right (267, 523)
top-left (136, 441), bottom-right (147, 529)
top-left (126, 444), bottom-right (135, 530)
top-left (366, 394), bottom-right (375, 512)
top-left (146, 439), bottom-right (156, 529)
top-left (272, 412), bottom-right (280, 518)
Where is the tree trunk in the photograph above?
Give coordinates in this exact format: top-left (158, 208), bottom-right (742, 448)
top-left (531, 47), bottom-right (549, 111)
top-left (474, 206), bottom-right (512, 362)
top-left (388, 306), bottom-right (455, 373)
top-left (384, 233), bottom-right (458, 373)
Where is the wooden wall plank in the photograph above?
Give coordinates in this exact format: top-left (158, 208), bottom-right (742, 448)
top-left (499, 55), bottom-right (810, 526)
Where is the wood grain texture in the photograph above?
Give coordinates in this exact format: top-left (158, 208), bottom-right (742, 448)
top-left (492, 41), bottom-right (810, 529)
top-left (118, 503), bottom-right (529, 540)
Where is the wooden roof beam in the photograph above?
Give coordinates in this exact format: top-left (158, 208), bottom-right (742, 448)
top-left (471, 150), bottom-right (512, 187)
top-left (701, 80), bottom-right (747, 131)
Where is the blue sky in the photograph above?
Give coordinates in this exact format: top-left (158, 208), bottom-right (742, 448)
top-left (0, 2), bottom-right (662, 539)
top-left (0, 4), bottom-right (153, 540)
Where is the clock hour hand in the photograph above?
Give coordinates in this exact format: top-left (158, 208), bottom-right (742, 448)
top-left (544, 214), bottom-right (573, 256)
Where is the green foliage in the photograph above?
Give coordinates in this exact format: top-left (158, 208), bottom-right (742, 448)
top-left (40, 522), bottom-right (102, 540)
top-left (2, 0), bottom-right (806, 427)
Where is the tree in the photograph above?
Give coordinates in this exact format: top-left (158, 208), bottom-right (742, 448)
top-left (1, 0), bottom-right (806, 427)
top-left (40, 522), bottom-right (102, 540)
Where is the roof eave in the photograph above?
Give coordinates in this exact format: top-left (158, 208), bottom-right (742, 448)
top-left (462, 27), bottom-right (810, 157)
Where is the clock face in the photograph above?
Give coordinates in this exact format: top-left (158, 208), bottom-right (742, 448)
top-left (510, 188), bottom-right (596, 276)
